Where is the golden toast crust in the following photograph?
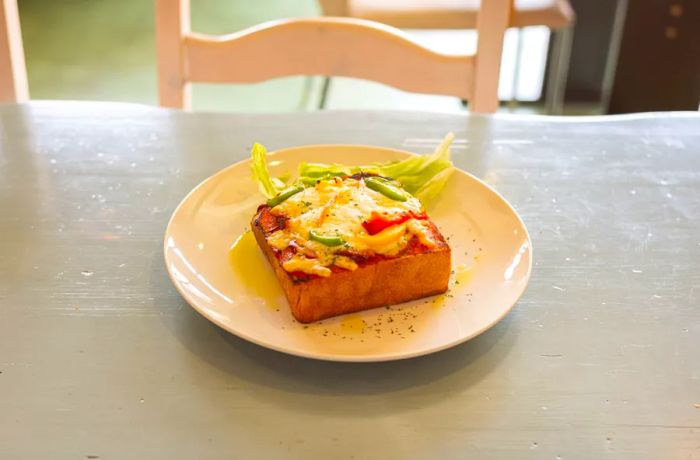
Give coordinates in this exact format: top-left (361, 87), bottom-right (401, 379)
top-left (251, 207), bottom-right (451, 323)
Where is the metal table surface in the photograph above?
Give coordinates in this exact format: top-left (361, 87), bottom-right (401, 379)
top-left (1, 102), bottom-right (698, 459)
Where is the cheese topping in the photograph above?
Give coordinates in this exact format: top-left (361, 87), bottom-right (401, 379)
top-left (267, 177), bottom-right (437, 277)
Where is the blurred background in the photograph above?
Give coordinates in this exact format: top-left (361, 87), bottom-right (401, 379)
top-left (17, 0), bottom-right (700, 114)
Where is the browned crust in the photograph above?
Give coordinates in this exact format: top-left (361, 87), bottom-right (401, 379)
top-left (251, 207), bottom-right (451, 323)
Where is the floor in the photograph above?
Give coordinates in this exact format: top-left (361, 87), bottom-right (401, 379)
top-left (18, 0), bottom-right (591, 114)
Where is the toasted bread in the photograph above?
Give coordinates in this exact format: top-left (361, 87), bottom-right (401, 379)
top-left (252, 205), bottom-right (451, 323)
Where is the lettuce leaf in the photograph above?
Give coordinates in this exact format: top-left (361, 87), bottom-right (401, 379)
top-left (414, 166), bottom-right (454, 203)
top-left (298, 162), bottom-right (355, 178)
top-left (250, 142), bottom-right (280, 199)
top-left (250, 133), bottom-right (455, 203)
top-left (375, 133), bottom-right (454, 195)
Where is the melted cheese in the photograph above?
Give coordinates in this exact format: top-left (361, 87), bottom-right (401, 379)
top-left (268, 177), bottom-right (435, 276)
top-left (282, 255), bottom-right (331, 277)
top-left (406, 219), bottom-right (437, 247)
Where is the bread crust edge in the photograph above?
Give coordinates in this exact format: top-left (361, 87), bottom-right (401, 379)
top-left (251, 210), bottom-right (451, 323)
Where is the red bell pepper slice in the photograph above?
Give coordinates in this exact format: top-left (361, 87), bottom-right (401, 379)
top-left (362, 210), bottom-right (426, 235)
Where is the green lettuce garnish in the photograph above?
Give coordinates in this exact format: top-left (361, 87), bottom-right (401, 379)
top-left (250, 142), bottom-right (280, 199)
top-left (375, 132), bottom-right (455, 199)
top-left (250, 133), bottom-right (455, 204)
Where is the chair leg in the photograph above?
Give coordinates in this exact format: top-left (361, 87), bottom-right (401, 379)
top-left (507, 28), bottom-right (524, 110)
top-left (299, 76), bottom-right (315, 110)
top-left (600, 0), bottom-right (629, 113)
top-left (0, 0), bottom-right (29, 102)
top-left (544, 26), bottom-right (574, 115)
top-left (319, 76), bottom-right (331, 110)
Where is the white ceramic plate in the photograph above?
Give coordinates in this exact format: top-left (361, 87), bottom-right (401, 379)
top-left (164, 145), bottom-right (531, 362)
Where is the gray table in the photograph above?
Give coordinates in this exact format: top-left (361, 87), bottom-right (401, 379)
top-left (1, 101), bottom-right (698, 459)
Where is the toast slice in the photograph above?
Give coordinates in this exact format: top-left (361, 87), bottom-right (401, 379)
top-left (252, 206), bottom-right (450, 323)
top-left (251, 174), bottom-right (451, 323)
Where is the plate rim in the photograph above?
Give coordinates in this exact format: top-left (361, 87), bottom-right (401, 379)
top-left (163, 143), bottom-right (533, 362)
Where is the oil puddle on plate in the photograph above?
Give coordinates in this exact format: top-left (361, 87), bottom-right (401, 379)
top-left (228, 230), bottom-right (478, 342)
top-left (229, 231), bottom-right (284, 309)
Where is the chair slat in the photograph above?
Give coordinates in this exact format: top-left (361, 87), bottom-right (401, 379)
top-left (0, 0), bottom-right (29, 103)
top-left (156, 0), bottom-right (512, 112)
top-left (185, 18), bottom-right (474, 100)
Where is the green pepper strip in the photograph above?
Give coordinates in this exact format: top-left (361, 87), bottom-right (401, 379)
top-left (364, 177), bottom-right (409, 202)
top-left (266, 185), bottom-right (304, 208)
top-left (299, 176), bottom-right (319, 187)
top-left (309, 230), bottom-right (344, 247)
top-left (299, 174), bottom-right (336, 187)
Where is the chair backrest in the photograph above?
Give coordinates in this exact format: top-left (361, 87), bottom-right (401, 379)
top-left (0, 0), bottom-right (29, 103)
top-left (155, 0), bottom-right (512, 113)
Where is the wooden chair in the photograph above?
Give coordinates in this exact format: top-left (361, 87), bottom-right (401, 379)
top-left (319, 0), bottom-right (575, 113)
top-left (0, 0), bottom-right (29, 103)
top-left (155, 0), bottom-right (512, 113)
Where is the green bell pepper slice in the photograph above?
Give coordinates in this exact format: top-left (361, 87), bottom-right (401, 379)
top-left (266, 184), bottom-right (305, 208)
top-left (364, 177), bottom-right (409, 202)
top-left (309, 230), bottom-right (344, 247)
